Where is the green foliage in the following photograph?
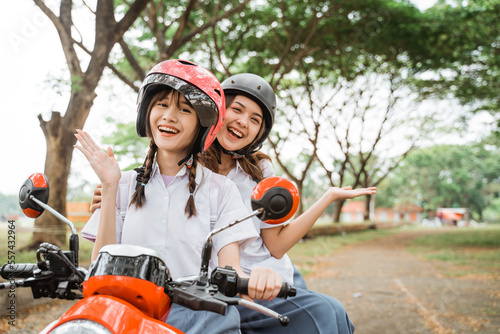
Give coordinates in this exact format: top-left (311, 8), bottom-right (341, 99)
top-left (70, 0), bottom-right (500, 219)
top-left (70, 75), bottom-right (83, 93)
top-left (408, 1), bottom-right (500, 129)
top-left (483, 197), bottom-right (500, 222)
top-left (412, 227), bottom-right (500, 248)
top-left (376, 140), bottom-right (500, 218)
top-left (100, 118), bottom-right (149, 170)
top-left (0, 193), bottom-right (22, 219)
top-left (0, 226), bottom-right (95, 267)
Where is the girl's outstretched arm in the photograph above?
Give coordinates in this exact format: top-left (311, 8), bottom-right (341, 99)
top-left (261, 186), bottom-right (377, 258)
top-left (74, 129), bottom-right (121, 261)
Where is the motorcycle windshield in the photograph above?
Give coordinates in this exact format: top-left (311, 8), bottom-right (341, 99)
top-left (88, 252), bottom-right (170, 287)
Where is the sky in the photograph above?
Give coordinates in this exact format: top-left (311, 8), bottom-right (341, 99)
top-left (0, 0), bottom-right (491, 197)
top-left (0, 2), bottom-right (137, 196)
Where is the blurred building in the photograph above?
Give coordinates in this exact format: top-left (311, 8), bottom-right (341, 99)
top-left (66, 202), bottom-right (92, 223)
top-left (341, 201), bottom-right (424, 223)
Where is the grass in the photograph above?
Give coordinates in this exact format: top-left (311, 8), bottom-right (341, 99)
top-left (407, 225), bottom-right (500, 278)
top-left (0, 221), bottom-right (95, 272)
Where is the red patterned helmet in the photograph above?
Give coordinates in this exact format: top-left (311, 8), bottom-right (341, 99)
top-left (136, 59), bottom-right (225, 154)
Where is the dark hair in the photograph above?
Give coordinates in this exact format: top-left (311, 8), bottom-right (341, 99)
top-left (199, 94), bottom-right (271, 182)
top-left (131, 87), bottom-right (200, 217)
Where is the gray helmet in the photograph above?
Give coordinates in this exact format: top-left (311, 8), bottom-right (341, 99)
top-left (221, 73), bottom-right (276, 156)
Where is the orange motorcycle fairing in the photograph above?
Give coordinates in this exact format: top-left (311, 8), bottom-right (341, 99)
top-left (83, 275), bottom-right (172, 321)
top-left (44, 294), bottom-right (181, 334)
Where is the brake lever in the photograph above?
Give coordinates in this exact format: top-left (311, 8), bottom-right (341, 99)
top-left (211, 293), bottom-right (290, 327)
top-left (167, 282), bottom-right (228, 315)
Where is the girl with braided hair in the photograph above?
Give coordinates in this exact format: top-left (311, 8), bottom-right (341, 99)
top-left (76, 60), bottom-right (284, 334)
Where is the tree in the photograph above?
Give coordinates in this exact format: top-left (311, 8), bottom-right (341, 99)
top-left (30, 0), bottom-right (150, 248)
top-left (266, 67), bottom-right (332, 216)
top-left (106, 0), bottom-right (252, 91)
top-left (30, 0), bottom-right (256, 247)
top-left (45, 0), bottom-right (498, 233)
top-left (407, 1), bottom-right (500, 132)
top-left (376, 141), bottom-right (500, 219)
top-left (101, 118), bottom-right (149, 170)
top-left (100, 0), bottom-right (490, 223)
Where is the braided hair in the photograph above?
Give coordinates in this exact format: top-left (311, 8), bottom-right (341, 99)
top-left (130, 141), bottom-right (157, 208)
top-left (185, 156), bottom-right (198, 217)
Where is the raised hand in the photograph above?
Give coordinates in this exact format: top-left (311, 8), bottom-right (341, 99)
top-left (328, 186), bottom-right (377, 201)
top-left (74, 129), bottom-right (121, 187)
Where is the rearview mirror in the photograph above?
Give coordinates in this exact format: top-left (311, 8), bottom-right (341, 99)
top-left (19, 173), bottom-right (49, 218)
top-left (251, 177), bottom-right (299, 224)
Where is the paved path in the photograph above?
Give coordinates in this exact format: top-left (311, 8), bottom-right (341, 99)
top-left (306, 230), bottom-right (500, 334)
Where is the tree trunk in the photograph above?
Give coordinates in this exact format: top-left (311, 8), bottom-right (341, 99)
top-left (363, 194), bottom-right (372, 221)
top-left (295, 181), bottom-right (304, 217)
top-left (30, 112), bottom-right (73, 247)
top-left (332, 199), bottom-right (346, 223)
top-left (26, 0), bottom-right (150, 249)
top-left (28, 91), bottom-right (96, 249)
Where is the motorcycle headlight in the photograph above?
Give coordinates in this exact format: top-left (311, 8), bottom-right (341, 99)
top-left (48, 319), bottom-right (111, 334)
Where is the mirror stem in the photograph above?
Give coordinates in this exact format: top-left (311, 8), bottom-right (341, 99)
top-left (30, 195), bottom-right (77, 235)
top-left (198, 208), bottom-right (264, 284)
top-left (205, 208), bottom-right (264, 244)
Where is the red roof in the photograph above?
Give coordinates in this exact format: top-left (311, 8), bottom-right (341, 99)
top-left (341, 201), bottom-right (424, 213)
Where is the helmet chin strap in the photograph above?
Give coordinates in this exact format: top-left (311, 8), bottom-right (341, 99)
top-left (178, 154), bottom-right (194, 168)
top-left (220, 143), bottom-right (262, 159)
top-left (221, 146), bottom-right (245, 159)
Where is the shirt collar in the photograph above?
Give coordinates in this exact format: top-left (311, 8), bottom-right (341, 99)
top-left (151, 159), bottom-right (203, 186)
top-left (227, 159), bottom-right (245, 178)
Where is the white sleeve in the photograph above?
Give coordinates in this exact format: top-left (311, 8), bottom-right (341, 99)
top-left (211, 178), bottom-right (259, 256)
top-left (81, 208), bottom-right (122, 243)
top-left (259, 159), bottom-right (275, 178)
top-left (80, 170), bottom-right (135, 243)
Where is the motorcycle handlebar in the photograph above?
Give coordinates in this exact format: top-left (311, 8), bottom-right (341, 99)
top-left (236, 277), bottom-right (297, 299)
top-left (1, 263), bottom-right (38, 279)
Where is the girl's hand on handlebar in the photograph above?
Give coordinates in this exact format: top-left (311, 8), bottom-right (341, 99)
top-left (247, 267), bottom-right (283, 301)
top-left (74, 130), bottom-right (121, 187)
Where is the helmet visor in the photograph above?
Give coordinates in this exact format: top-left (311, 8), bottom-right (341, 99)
top-left (139, 73), bottom-right (218, 127)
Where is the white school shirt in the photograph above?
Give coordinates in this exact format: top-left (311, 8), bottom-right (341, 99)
top-left (227, 159), bottom-right (295, 284)
top-left (82, 161), bottom-right (259, 280)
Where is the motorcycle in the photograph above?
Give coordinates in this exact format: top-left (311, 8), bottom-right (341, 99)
top-left (1, 173), bottom-right (299, 333)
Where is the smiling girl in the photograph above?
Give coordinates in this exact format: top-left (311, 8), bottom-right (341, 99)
top-left (76, 60), bottom-right (283, 334)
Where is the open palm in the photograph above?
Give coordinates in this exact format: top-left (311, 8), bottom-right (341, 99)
top-left (74, 129), bottom-right (121, 186)
top-left (330, 186), bottom-right (377, 200)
